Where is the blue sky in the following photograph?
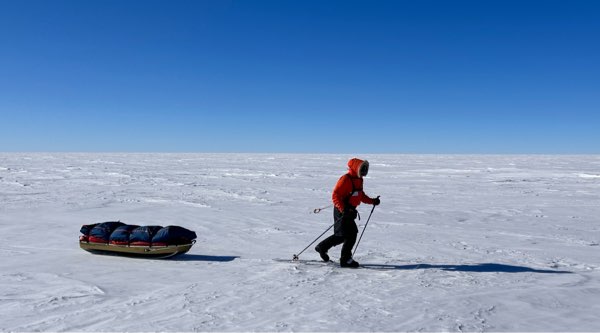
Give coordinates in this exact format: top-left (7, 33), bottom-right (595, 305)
top-left (0, 0), bottom-right (598, 153)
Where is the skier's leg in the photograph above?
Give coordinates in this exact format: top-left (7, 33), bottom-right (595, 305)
top-left (340, 220), bottom-right (359, 266)
top-left (339, 232), bottom-right (357, 263)
top-left (315, 207), bottom-right (346, 261)
top-left (316, 235), bottom-right (344, 261)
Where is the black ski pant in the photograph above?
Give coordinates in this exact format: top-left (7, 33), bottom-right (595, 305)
top-left (317, 207), bottom-right (358, 262)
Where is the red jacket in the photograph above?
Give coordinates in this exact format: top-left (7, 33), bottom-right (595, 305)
top-left (332, 158), bottom-right (375, 212)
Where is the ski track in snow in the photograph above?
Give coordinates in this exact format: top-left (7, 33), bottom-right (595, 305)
top-left (0, 153), bottom-right (599, 331)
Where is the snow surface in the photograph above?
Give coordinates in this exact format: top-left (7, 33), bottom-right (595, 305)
top-left (1, 153), bottom-right (599, 332)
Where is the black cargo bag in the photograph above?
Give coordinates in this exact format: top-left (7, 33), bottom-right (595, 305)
top-left (152, 226), bottom-right (197, 246)
top-left (89, 222), bottom-right (125, 244)
top-left (129, 225), bottom-right (163, 246)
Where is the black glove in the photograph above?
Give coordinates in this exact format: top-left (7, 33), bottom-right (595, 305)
top-left (373, 197), bottom-right (381, 206)
top-left (344, 207), bottom-right (358, 220)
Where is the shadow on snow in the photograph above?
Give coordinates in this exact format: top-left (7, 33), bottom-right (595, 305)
top-left (361, 262), bottom-right (572, 274)
top-left (174, 254), bottom-right (239, 262)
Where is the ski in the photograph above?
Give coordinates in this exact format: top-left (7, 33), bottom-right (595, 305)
top-left (273, 258), bottom-right (407, 270)
top-left (273, 258), bottom-right (337, 266)
top-left (273, 258), bottom-right (365, 269)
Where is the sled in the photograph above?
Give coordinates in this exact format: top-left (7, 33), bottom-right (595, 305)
top-left (79, 222), bottom-right (197, 259)
top-left (79, 240), bottom-right (195, 259)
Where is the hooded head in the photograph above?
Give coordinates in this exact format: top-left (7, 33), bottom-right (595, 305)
top-left (347, 158), bottom-right (369, 178)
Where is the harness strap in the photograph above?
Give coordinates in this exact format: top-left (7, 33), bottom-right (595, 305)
top-left (344, 174), bottom-right (362, 220)
top-left (344, 174), bottom-right (356, 205)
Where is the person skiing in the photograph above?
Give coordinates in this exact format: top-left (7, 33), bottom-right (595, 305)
top-left (315, 158), bottom-right (380, 268)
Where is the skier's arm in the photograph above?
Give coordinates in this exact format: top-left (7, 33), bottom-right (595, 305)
top-left (360, 192), bottom-right (375, 205)
top-left (361, 192), bottom-right (380, 206)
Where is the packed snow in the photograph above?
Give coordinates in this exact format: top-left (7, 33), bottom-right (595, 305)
top-left (1, 153), bottom-right (599, 332)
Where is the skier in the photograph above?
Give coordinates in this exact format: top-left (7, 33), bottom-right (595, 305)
top-left (315, 158), bottom-right (380, 268)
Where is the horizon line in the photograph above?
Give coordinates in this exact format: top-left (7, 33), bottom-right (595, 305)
top-left (1, 151), bottom-right (599, 156)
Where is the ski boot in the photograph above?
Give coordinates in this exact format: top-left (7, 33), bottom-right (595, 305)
top-left (314, 245), bottom-right (330, 262)
top-left (340, 258), bottom-right (360, 268)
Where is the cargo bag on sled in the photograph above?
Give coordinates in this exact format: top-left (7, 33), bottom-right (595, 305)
top-left (109, 225), bottom-right (139, 245)
top-left (152, 226), bottom-right (197, 246)
top-left (89, 222), bottom-right (125, 244)
top-left (129, 226), bottom-right (163, 246)
top-left (79, 222), bottom-right (196, 259)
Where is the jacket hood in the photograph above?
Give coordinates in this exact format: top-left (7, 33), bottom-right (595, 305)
top-left (347, 158), bottom-right (369, 178)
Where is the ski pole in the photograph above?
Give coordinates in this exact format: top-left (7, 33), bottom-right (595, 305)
top-left (312, 204), bottom-right (332, 214)
top-left (353, 196), bottom-right (379, 257)
top-left (293, 223), bottom-right (334, 261)
top-left (295, 206), bottom-right (350, 260)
